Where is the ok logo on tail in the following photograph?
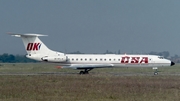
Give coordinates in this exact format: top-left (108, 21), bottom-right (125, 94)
top-left (27, 43), bottom-right (41, 51)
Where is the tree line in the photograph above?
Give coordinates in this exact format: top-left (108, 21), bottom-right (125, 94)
top-left (0, 53), bottom-right (36, 63)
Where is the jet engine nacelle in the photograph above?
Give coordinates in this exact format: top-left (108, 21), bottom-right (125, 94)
top-left (41, 55), bottom-right (67, 63)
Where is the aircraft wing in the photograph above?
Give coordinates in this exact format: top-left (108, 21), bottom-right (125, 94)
top-left (63, 64), bottom-right (114, 69)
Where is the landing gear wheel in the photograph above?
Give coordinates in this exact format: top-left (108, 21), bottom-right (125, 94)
top-left (152, 67), bottom-right (158, 75)
top-left (79, 68), bottom-right (92, 75)
top-left (79, 71), bottom-right (89, 74)
top-left (79, 71), bottom-right (84, 75)
top-left (84, 71), bottom-right (89, 74)
top-left (154, 72), bottom-right (158, 75)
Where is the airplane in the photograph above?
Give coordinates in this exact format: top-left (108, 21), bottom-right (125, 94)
top-left (9, 33), bottom-right (175, 75)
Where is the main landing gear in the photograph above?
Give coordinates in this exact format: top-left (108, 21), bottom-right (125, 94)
top-left (79, 68), bottom-right (93, 75)
top-left (152, 67), bottom-right (158, 75)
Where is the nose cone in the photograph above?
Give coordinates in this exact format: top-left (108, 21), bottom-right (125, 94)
top-left (171, 61), bottom-right (175, 66)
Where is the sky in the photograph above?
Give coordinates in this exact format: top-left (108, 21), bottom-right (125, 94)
top-left (1, 0), bottom-right (180, 56)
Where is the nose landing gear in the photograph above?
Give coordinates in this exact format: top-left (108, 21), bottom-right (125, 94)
top-left (153, 67), bottom-right (158, 75)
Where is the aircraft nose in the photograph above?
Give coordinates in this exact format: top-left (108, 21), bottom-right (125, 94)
top-left (171, 61), bottom-right (175, 66)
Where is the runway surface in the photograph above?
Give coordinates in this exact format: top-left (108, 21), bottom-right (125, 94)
top-left (0, 72), bottom-right (179, 76)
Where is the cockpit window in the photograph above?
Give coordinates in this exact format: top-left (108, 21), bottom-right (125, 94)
top-left (158, 56), bottom-right (164, 59)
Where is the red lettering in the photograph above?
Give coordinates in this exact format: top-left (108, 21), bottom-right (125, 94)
top-left (26, 43), bottom-right (41, 51)
top-left (26, 43), bottom-right (33, 51)
top-left (121, 57), bottom-right (130, 63)
top-left (33, 43), bottom-right (40, 50)
top-left (121, 57), bottom-right (148, 64)
top-left (131, 57), bottom-right (140, 63)
top-left (140, 57), bottom-right (148, 63)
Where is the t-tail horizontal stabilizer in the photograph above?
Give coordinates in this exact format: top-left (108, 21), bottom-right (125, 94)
top-left (7, 32), bottom-right (48, 37)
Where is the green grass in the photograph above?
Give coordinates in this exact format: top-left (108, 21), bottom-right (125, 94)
top-left (0, 63), bottom-right (179, 101)
top-left (0, 75), bottom-right (180, 101)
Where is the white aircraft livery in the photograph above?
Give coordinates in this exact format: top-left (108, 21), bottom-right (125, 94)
top-left (9, 33), bottom-right (175, 75)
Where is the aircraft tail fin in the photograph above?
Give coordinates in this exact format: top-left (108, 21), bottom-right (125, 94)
top-left (8, 33), bottom-right (67, 62)
top-left (8, 33), bottom-right (52, 55)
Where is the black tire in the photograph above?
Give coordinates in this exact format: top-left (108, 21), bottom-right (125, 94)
top-left (84, 71), bottom-right (89, 74)
top-left (79, 71), bottom-right (84, 75)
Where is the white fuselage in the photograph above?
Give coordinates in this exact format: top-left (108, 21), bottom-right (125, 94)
top-left (29, 53), bottom-right (173, 69)
top-left (64, 54), bottom-right (171, 68)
